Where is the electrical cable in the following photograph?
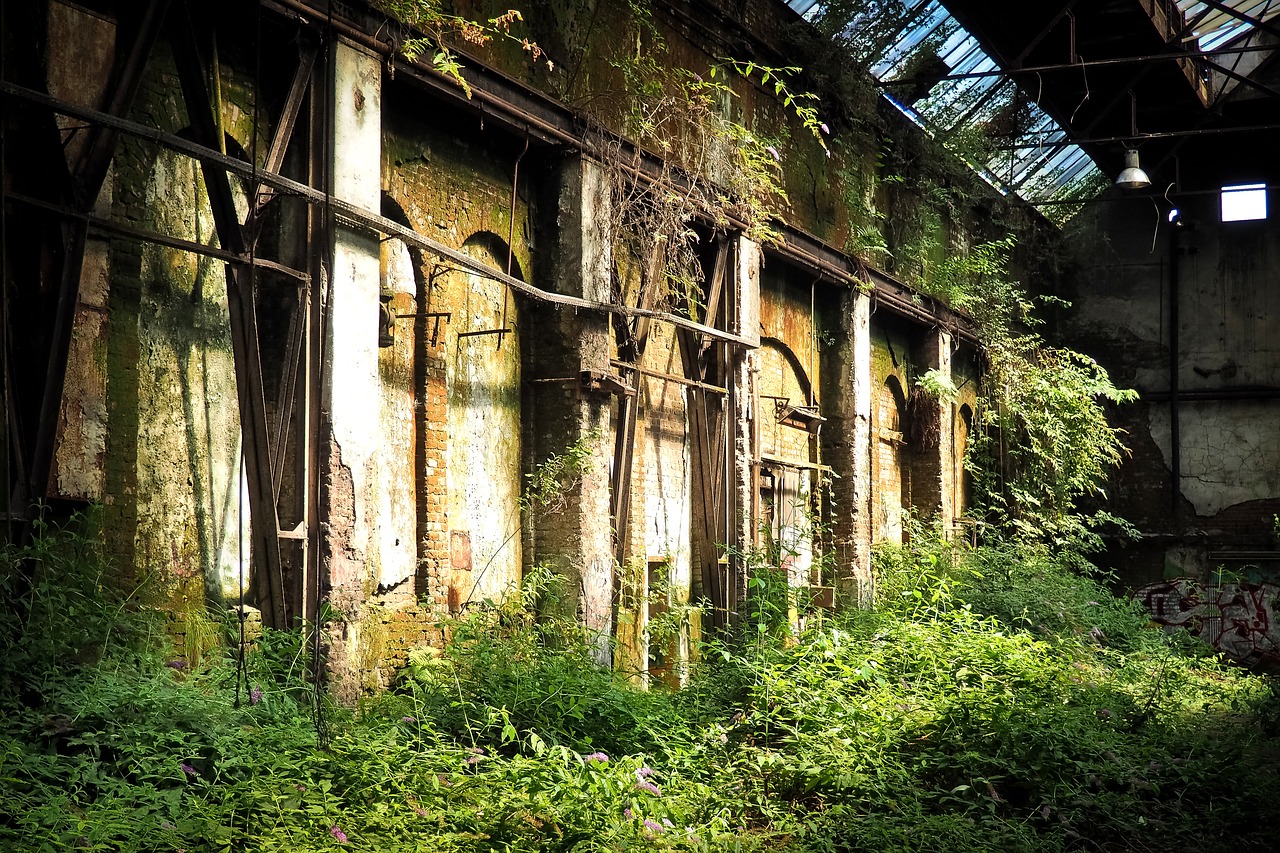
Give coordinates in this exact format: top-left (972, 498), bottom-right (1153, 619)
top-left (1151, 182), bottom-right (1175, 254)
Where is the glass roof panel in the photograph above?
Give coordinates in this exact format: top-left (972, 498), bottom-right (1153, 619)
top-left (785, 0), bottom-right (1105, 213)
top-left (1177, 0), bottom-right (1280, 50)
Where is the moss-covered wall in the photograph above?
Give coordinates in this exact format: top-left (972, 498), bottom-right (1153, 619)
top-left (16, 0), bottom-right (1046, 692)
top-left (95, 35), bottom-right (265, 634)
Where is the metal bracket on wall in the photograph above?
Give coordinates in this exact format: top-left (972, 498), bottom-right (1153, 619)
top-left (579, 369), bottom-right (635, 397)
top-left (394, 310), bottom-right (451, 347)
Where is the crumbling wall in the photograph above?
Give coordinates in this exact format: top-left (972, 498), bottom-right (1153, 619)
top-left (87, 34), bottom-right (267, 640)
top-left (18, 0), bottom-right (1015, 694)
top-left (1061, 189), bottom-right (1280, 584)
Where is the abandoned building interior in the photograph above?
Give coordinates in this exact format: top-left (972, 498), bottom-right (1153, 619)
top-left (2, 0), bottom-right (1279, 696)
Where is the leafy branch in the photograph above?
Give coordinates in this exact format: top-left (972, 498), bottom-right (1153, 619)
top-left (371, 1), bottom-right (550, 97)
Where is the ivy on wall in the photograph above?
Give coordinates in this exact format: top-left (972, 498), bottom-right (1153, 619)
top-left (369, 0), bottom-right (1138, 555)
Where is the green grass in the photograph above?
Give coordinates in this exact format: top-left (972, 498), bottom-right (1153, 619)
top-left (2, 518), bottom-right (1278, 851)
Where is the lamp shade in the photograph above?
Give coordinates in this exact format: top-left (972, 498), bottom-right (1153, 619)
top-left (1115, 148), bottom-right (1151, 190)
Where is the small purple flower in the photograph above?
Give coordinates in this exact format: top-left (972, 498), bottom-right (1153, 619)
top-left (1088, 601), bottom-right (1100, 607)
top-left (662, 818), bottom-right (673, 828)
top-left (401, 716), bottom-right (416, 724)
top-left (584, 751), bottom-right (609, 763)
top-left (636, 780), bottom-right (662, 796)
top-left (166, 660), bottom-right (187, 670)
top-left (329, 825), bottom-right (348, 844)
top-left (250, 686), bottom-right (263, 705)
top-left (820, 122), bottom-right (830, 135)
top-left (295, 784), bottom-right (308, 792)
top-left (636, 767), bottom-right (655, 778)
top-left (644, 818), bottom-right (665, 833)
top-left (624, 807), bottom-right (634, 819)
top-left (765, 145), bottom-right (781, 163)
top-left (465, 755), bottom-right (483, 765)
top-left (180, 762), bottom-right (198, 777)
top-left (466, 746), bottom-right (485, 754)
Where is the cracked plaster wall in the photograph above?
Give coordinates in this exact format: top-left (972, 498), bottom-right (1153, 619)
top-left (1062, 191), bottom-right (1280, 546)
top-left (85, 32), bottom-right (264, 627)
top-left (1150, 402), bottom-right (1280, 517)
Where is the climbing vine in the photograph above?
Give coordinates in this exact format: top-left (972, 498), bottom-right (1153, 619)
top-left (586, 0), bottom-right (828, 317)
top-left (920, 237), bottom-right (1138, 549)
top-left (371, 1), bottom-right (550, 96)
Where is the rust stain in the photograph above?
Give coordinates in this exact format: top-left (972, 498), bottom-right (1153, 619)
top-left (450, 530), bottom-right (472, 571)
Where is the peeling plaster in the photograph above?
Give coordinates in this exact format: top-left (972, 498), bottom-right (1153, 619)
top-left (1150, 402), bottom-right (1280, 517)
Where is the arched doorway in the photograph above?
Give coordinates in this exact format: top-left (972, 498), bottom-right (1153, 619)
top-left (875, 376), bottom-right (909, 544)
top-left (440, 233), bottom-right (524, 610)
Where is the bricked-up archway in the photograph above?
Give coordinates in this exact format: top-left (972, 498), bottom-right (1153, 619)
top-left (441, 233), bottom-right (524, 612)
top-left (875, 375), bottom-right (909, 544)
top-left (758, 337), bottom-right (820, 591)
top-left (376, 194), bottom-right (424, 594)
top-left (955, 403), bottom-right (975, 523)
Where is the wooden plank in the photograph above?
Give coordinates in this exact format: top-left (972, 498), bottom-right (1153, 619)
top-left (611, 241), bottom-right (666, 566)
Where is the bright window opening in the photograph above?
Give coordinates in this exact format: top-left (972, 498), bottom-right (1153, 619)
top-left (1221, 183), bottom-right (1268, 222)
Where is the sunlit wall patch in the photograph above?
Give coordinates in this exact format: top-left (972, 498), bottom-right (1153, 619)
top-left (1220, 183), bottom-right (1268, 222)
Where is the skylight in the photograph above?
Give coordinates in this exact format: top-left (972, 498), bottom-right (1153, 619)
top-left (1177, 0), bottom-right (1280, 51)
top-left (785, 0), bottom-right (1104, 219)
top-left (1221, 183), bottom-right (1268, 221)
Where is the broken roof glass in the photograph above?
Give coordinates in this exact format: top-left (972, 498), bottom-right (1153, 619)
top-left (1178, 0), bottom-right (1280, 50)
top-left (786, 0), bottom-right (1104, 219)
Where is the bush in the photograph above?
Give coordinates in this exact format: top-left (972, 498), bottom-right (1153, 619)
top-left (2, 519), bottom-right (1278, 852)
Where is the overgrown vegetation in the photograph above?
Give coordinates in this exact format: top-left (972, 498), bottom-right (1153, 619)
top-left (4, 516), bottom-right (1278, 851)
top-left (915, 236), bottom-right (1138, 556)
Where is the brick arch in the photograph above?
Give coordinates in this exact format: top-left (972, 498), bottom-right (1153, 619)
top-left (440, 231), bottom-right (524, 612)
top-left (875, 375), bottom-right (909, 544)
top-left (955, 403), bottom-right (975, 519)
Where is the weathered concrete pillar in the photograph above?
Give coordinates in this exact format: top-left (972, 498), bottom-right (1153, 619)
top-left (824, 289), bottom-right (873, 606)
top-left (529, 155), bottom-right (614, 664)
top-left (320, 38), bottom-right (382, 702)
top-left (909, 328), bottom-right (954, 525)
top-left (728, 236), bottom-right (761, 624)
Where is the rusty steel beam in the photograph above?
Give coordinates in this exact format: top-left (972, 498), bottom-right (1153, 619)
top-left (172, 2), bottom-right (285, 628)
top-left (675, 239), bottom-right (729, 629)
top-left (4, 79), bottom-right (958, 347)
top-left (249, 41), bottom-right (318, 240)
top-left (1195, 0), bottom-right (1280, 43)
top-left (4, 191), bottom-right (309, 281)
top-left (610, 240), bottom-right (668, 567)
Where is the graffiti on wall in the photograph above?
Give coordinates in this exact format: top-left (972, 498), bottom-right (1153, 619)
top-left (1135, 578), bottom-right (1280, 668)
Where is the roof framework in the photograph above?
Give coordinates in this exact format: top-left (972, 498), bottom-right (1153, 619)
top-left (789, 0), bottom-right (1280, 212)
